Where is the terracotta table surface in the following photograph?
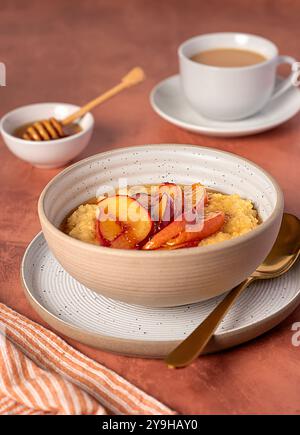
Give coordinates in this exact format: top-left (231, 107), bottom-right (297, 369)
top-left (0, 0), bottom-right (300, 415)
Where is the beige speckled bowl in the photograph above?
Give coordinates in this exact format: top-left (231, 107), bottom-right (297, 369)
top-left (38, 144), bottom-right (284, 307)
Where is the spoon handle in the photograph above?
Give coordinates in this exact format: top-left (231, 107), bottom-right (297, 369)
top-left (165, 276), bottom-right (254, 369)
top-left (62, 67), bottom-right (145, 126)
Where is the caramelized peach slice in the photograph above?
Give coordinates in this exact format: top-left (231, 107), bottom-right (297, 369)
top-left (110, 232), bottom-right (138, 249)
top-left (151, 192), bottom-right (172, 223)
top-left (97, 195), bottom-right (152, 249)
top-left (158, 182), bottom-right (182, 196)
top-left (132, 192), bottom-right (152, 211)
top-left (160, 241), bottom-right (199, 250)
top-left (142, 219), bottom-right (186, 250)
top-left (193, 183), bottom-right (208, 203)
top-left (165, 211), bottom-right (225, 246)
top-left (142, 186), bottom-right (208, 250)
top-left (142, 211), bottom-right (224, 250)
top-left (159, 183), bottom-right (183, 218)
top-left (97, 219), bottom-right (123, 244)
top-left (95, 219), bottom-right (109, 246)
top-left (183, 183), bottom-right (208, 211)
top-left (159, 193), bottom-right (170, 220)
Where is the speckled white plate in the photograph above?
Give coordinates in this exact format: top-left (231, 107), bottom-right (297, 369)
top-left (150, 75), bottom-right (300, 137)
top-left (21, 232), bottom-right (300, 358)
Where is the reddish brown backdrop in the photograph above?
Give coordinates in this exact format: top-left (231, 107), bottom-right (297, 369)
top-left (0, 0), bottom-right (300, 414)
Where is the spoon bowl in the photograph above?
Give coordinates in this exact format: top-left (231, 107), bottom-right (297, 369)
top-left (254, 213), bottom-right (300, 277)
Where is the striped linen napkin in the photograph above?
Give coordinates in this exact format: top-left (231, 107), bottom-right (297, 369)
top-left (0, 303), bottom-right (175, 415)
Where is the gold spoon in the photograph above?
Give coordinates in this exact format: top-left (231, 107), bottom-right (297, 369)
top-left (165, 213), bottom-right (300, 369)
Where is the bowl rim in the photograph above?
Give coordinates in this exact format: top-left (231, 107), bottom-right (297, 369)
top-left (38, 143), bottom-right (284, 257)
top-left (0, 102), bottom-right (94, 146)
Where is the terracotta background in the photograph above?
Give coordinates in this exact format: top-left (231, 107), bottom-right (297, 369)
top-left (0, 0), bottom-right (300, 414)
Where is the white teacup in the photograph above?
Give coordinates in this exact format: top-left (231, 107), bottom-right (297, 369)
top-left (178, 33), bottom-right (297, 121)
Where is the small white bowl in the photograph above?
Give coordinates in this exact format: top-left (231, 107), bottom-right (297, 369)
top-left (0, 103), bottom-right (94, 168)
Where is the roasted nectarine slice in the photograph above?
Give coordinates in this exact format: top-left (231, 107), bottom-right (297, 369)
top-left (183, 183), bottom-right (208, 212)
top-left (132, 192), bottom-right (152, 211)
top-left (110, 232), bottom-right (138, 249)
top-left (97, 195), bottom-right (152, 249)
top-left (95, 219), bottom-right (109, 246)
top-left (160, 241), bottom-right (199, 250)
top-left (159, 193), bottom-right (170, 220)
top-left (159, 183), bottom-right (183, 218)
top-left (142, 219), bottom-right (186, 250)
top-left (151, 192), bottom-right (172, 223)
top-left (142, 211), bottom-right (224, 250)
top-left (193, 183), bottom-right (208, 204)
top-left (165, 211), bottom-right (225, 246)
top-left (97, 219), bottom-right (123, 242)
top-left (142, 186), bottom-right (208, 250)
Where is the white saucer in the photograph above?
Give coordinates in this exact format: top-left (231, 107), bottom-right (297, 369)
top-left (21, 233), bottom-right (300, 358)
top-left (150, 75), bottom-right (300, 137)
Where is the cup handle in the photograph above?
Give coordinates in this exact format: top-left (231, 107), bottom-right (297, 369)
top-left (270, 55), bottom-right (297, 101)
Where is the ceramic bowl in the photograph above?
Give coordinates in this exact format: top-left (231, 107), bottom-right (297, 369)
top-left (38, 144), bottom-right (284, 307)
top-left (0, 103), bottom-right (94, 168)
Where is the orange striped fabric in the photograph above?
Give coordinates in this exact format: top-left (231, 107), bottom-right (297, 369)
top-left (0, 303), bottom-right (175, 415)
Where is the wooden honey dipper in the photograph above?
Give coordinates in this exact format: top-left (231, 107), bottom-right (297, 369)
top-left (22, 67), bottom-right (145, 141)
